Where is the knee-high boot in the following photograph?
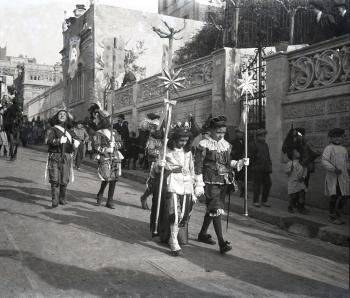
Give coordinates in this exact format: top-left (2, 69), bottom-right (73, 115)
top-left (59, 184), bottom-right (67, 205)
top-left (106, 181), bottom-right (116, 209)
top-left (51, 183), bottom-right (59, 207)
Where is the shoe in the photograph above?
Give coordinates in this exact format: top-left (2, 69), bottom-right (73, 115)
top-left (253, 202), bottom-right (261, 208)
top-left (262, 202), bottom-right (271, 207)
top-left (59, 200), bottom-right (67, 205)
top-left (329, 217), bottom-right (345, 225)
top-left (171, 250), bottom-right (182, 257)
top-left (219, 240), bottom-right (232, 254)
top-left (288, 207), bottom-right (295, 213)
top-left (106, 203), bottom-right (115, 209)
top-left (96, 197), bottom-right (102, 206)
top-left (140, 196), bottom-right (149, 210)
top-left (298, 207), bottom-right (310, 215)
top-left (52, 203), bottom-right (59, 208)
top-left (198, 233), bottom-right (216, 245)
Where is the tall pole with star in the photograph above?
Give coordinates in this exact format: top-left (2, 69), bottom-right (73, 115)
top-left (238, 71), bottom-right (256, 217)
top-left (152, 20), bottom-right (186, 235)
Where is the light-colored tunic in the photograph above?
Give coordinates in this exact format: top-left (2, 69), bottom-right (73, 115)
top-left (284, 160), bottom-right (307, 195)
top-left (322, 144), bottom-right (349, 196)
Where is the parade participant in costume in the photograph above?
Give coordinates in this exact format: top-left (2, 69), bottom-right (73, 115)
top-left (138, 113), bottom-right (161, 170)
top-left (155, 123), bottom-right (196, 256)
top-left (195, 116), bottom-right (247, 254)
top-left (140, 123), bottom-right (164, 210)
top-left (93, 111), bottom-right (124, 209)
top-left (46, 105), bottom-right (80, 207)
top-left (322, 128), bottom-right (349, 225)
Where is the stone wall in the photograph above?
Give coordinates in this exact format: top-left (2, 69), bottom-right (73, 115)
top-left (266, 35), bottom-right (350, 209)
top-left (109, 48), bottom-right (244, 134)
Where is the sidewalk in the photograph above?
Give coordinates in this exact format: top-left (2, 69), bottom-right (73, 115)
top-left (27, 144), bottom-right (349, 247)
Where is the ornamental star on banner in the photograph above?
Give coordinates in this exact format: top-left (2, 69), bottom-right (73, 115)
top-left (157, 68), bottom-right (185, 92)
top-left (237, 71), bottom-right (257, 97)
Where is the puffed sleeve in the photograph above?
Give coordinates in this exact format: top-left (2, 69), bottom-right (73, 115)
top-left (194, 142), bottom-right (206, 187)
top-left (46, 128), bottom-right (60, 146)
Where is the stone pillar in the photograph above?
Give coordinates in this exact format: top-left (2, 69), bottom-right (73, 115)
top-left (131, 82), bottom-right (139, 133)
top-left (265, 52), bottom-right (289, 199)
top-left (211, 47), bottom-right (241, 132)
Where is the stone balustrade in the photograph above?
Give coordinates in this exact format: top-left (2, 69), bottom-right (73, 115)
top-left (288, 34), bottom-right (350, 92)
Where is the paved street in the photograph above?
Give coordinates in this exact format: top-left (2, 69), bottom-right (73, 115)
top-left (0, 147), bottom-right (349, 298)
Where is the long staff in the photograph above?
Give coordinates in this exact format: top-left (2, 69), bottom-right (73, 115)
top-left (153, 91), bottom-right (173, 235)
top-left (243, 92), bottom-right (248, 216)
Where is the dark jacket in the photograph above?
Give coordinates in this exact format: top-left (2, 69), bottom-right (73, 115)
top-left (335, 10), bottom-right (350, 36)
top-left (309, 12), bottom-right (337, 44)
top-left (249, 140), bottom-right (272, 173)
top-left (46, 125), bottom-right (78, 154)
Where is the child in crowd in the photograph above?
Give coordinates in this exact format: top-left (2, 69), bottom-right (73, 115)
top-left (195, 116), bottom-right (247, 254)
top-left (155, 123), bottom-right (196, 256)
top-left (285, 149), bottom-right (308, 214)
top-left (322, 128), bottom-right (349, 225)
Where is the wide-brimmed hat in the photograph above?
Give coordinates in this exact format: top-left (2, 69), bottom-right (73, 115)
top-left (328, 128), bottom-right (345, 137)
top-left (256, 128), bottom-right (267, 136)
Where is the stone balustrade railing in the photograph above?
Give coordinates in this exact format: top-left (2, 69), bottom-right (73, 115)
top-left (113, 85), bottom-right (133, 109)
top-left (137, 55), bottom-right (213, 102)
top-left (288, 34), bottom-right (350, 92)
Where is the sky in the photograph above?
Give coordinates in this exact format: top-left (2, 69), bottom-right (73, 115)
top-left (0, 0), bottom-right (158, 65)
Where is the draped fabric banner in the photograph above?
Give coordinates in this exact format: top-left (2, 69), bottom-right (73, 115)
top-left (68, 37), bottom-right (80, 79)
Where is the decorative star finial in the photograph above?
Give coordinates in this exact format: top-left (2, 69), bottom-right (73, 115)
top-left (158, 68), bottom-right (185, 92)
top-left (238, 71), bottom-right (257, 97)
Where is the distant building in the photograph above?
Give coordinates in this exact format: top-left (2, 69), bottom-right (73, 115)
top-left (158, 0), bottom-right (220, 21)
top-left (61, 3), bottom-right (203, 119)
top-left (0, 46), bottom-right (62, 114)
top-left (27, 82), bottom-right (63, 121)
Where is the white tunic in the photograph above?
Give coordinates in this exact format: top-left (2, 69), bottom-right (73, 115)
top-left (322, 144), bottom-right (350, 196)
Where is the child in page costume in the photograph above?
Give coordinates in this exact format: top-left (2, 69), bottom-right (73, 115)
top-left (46, 105), bottom-right (80, 207)
top-left (194, 116), bottom-right (247, 254)
top-left (93, 110), bottom-right (124, 209)
top-left (154, 123), bottom-right (196, 256)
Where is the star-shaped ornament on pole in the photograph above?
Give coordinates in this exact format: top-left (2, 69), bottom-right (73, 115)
top-left (157, 68), bottom-right (185, 93)
top-left (237, 71), bottom-right (257, 218)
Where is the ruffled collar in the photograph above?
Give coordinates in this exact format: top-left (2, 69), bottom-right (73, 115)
top-left (199, 136), bottom-right (230, 152)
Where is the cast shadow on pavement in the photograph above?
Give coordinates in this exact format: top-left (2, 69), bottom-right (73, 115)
top-left (237, 230), bottom-right (347, 264)
top-left (0, 184), bottom-right (96, 208)
top-left (0, 249), bottom-right (226, 298)
top-left (0, 176), bottom-right (35, 184)
top-left (39, 207), bottom-right (349, 297)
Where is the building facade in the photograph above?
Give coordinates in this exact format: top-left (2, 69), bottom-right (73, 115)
top-left (61, 3), bottom-right (203, 119)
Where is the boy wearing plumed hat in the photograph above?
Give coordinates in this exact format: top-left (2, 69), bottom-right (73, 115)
top-left (322, 128), bottom-right (349, 224)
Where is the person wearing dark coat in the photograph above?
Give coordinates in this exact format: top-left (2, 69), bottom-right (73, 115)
top-left (334, 0), bottom-right (350, 36)
top-left (230, 128), bottom-right (245, 197)
top-left (249, 129), bottom-right (272, 208)
top-left (113, 114), bottom-right (129, 168)
top-left (308, 0), bottom-right (338, 44)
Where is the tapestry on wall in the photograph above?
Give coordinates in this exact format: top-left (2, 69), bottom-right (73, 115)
top-left (68, 36), bottom-right (81, 79)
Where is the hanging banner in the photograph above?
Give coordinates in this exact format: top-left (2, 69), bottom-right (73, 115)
top-left (68, 37), bottom-right (80, 79)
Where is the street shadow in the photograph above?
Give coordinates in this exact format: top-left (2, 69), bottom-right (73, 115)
top-left (28, 158), bottom-right (47, 164)
top-left (0, 184), bottom-right (96, 208)
top-left (0, 249), bottom-right (226, 298)
top-left (237, 230), bottom-right (348, 264)
top-left (0, 177), bottom-right (35, 184)
top-left (39, 207), bottom-right (349, 297)
top-left (180, 242), bottom-right (349, 298)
